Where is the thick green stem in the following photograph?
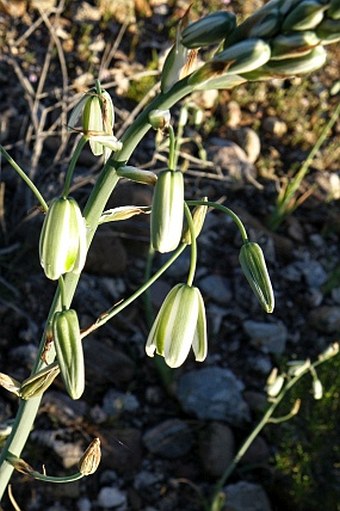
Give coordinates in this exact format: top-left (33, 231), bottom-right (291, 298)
top-left (184, 203), bottom-right (197, 287)
top-left (62, 137), bottom-right (87, 197)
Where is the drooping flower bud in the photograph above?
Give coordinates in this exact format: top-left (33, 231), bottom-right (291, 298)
top-left (39, 197), bottom-right (87, 281)
top-left (52, 309), bottom-right (85, 400)
top-left (239, 241), bottom-right (275, 313)
top-left (214, 39), bottom-right (272, 74)
top-left (182, 198), bottom-right (208, 244)
top-left (151, 169), bottom-right (184, 253)
top-left (328, 0), bottom-right (340, 20)
top-left (146, 283), bottom-right (207, 368)
top-left (282, 0), bottom-right (327, 31)
top-left (79, 438), bottom-right (101, 475)
top-left (181, 11), bottom-right (236, 49)
top-left (116, 165), bottom-right (157, 185)
top-left (316, 17), bottom-right (340, 44)
top-left (312, 379), bottom-right (323, 400)
top-left (149, 109), bottom-right (171, 130)
top-left (270, 31), bottom-right (320, 60)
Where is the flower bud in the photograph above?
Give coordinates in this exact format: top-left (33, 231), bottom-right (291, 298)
top-left (262, 45), bottom-right (327, 75)
top-left (181, 11), bottom-right (236, 49)
top-left (39, 197), bottom-right (87, 281)
top-left (270, 31), bottom-right (320, 60)
top-left (146, 283), bottom-right (207, 368)
top-left (116, 165), bottom-right (157, 185)
top-left (151, 169), bottom-right (184, 253)
top-left (328, 0), bottom-right (340, 20)
top-left (20, 364), bottom-right (60, 400)
top-left (79, 438), bottom-right (101, 475)
top-left (239, 241), bottom-right (275, 313)
top-left (316, 17), bottom-right (340, 44)
top-left (182, 198), bottom-right (208, 244)
top-left (0, 372), bottom-right (21, 396)
top-left (99, 205), bottom-right (150, 224)
top-left (214, 39), bottom-right (272, 74)
top-left (266, 368), bottom-right (285, 397)
top-left (312, 379), bottom-right (323, 400)
top-left (52, 309), bottom-right (85, 400)
top-left (149, 109), bottom-right (171, 129)
top-left (282, 0), bottom-right (327, 31)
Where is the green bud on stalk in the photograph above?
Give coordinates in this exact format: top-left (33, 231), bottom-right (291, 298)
top-left (239, 241), bottom-right (275, 313)
top-left (270, 31), bottom-right (320, 60)
top-left (316, 17), bottom-right (340, 43)
top-left (181, 11), bottom-right (236, 49)
top-left (262, 45), bottom-right (327, 75)
top-left (282, 0), bottom-right (327, 31)
top-left (116, 165), bottom-right (157, 185)
top-left (52, 309), bottom-right (85, 400)
top-left (39, 197), bottom-right (87, 281)
top-left (328, 0), bottom-right (340, 20)
top-left (146, 283), bottom-right (207, 368)
top-left (151, 169), bottom-right (184, 253)
top-left (214, 39), bottom-right (272, 74)
top-left (149, 109), bottom-right (171, 130)
top-left (182, 198), bottom-right (208, 244)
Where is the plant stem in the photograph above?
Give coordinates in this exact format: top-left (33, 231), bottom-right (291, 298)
top-left (0, 145), bottom-right (48, 212)
top-left (0, 75), bottom-right (198, 501)
top-left (62, 137), bottom-right (87, 197)
top-left (186, 200), bottom-right (248, 242)
top-left (184, 202), bottom-right (197, 287)
top-left (167, 125), bottom-right (176, 171)
top-left (209, 351), bottom-right (339, 509)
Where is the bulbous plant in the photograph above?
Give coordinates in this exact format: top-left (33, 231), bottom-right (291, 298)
top-left (0, 0), bottom-right (339, 502)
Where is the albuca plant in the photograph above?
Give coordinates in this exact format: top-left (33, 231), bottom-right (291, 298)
top-left (0, 0), bottom-right (339, 503)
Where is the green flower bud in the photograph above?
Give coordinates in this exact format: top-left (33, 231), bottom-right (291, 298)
top-left (328, 0), bottom-right (340, 20)
top-left (312, 379), bottom-right (323, 400)
top-left (181, 11), bottom-right (236, 49)
top-left (161, 40), bottom-right (190, 93)
top-left (116, 165), bottom-right (157, 185)
top-left (214, 39), bottom-right (272, 74)
top-left (151, 169), bottom-right (184, 253)
top-left (79, 438), bottom-right (101, 475)
top-left (270, 31), bottom-right (320, 60)
top-left (20, 364), bottom-right (60, 400)
top-left (148, 109), bottom-right (171, 129)
top-left (52, 309), bottom-right (85, 400)
top-left (262, 45), bottom-right (327, 75)
top-left (316, 17), bottom-right (340, 44)
top-left (182, 198), bottom-right (208, 244)
top-left (282, 0), bottom-right (327, 31)
top-left (39, 197), bottom-right (87, 281)
top-left (146, 283), bottom-right (207, 368)
top-left (247, 10), bottom-right (279, 38)
top-left (239, 241), bottom-right (275, 313)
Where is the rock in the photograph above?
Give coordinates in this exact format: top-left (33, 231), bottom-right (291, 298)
top-left (192, 89), bottom-right (219, 109)
top-left (262, 116), bottom-right (287, 137)
top-left (97, 487), bottom-right (127, 509)
top-left (84, 340), bottom-right (135, 387)
top-left (243, 391), bottom-right (268, 414)
top-left (207, 139), bottom-right (257, 188)
top-left (301, 260), bottom-right (327, 288)
top-left (103, 389), bottom-right (140, 418)
top-left (233, 127), bottom-right (261, 163)
top-left (143, 419), bottom-right (193, 459)
top-left (134, 470), bottom-right (163, 490)
top-left (243, 320), bottom-right (288, 355)
top-left (199, 274), bottom-right (233, 305)
top-left (308, 306), bottom-right (340, 334)
top-left (101, 428), bottom-right (142, 474)
top-left (176, 367), bottom-right (250, 425)
top-left (86, 229), bottom-right (127, 276)
top-left (223, 481), bottom-right (272, 511)
top-left (199, 422), bottom-right (235, 478)
top-left (241, 435), bottom-right (270, 465)
top-left (77, 498), bottom-right (91, 511)
top-left (224, 100), bottom-right (242, 128)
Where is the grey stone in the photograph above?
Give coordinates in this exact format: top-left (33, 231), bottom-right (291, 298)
top-left (199, 274), bottom-right (233, 305)
top-left (176, 367), bottom-right (250, 424)
top-left (309, 306), bottom-right (340, 333)
top-left (208, 139), bottom-right (257, 188)
top-left (301, 260), bottom-right (327, 288)
top-left (241, 436), bottom-right (270, 465)
top-left (77, 498), bottom-right (91, 511)
top-left (234, 127), bottom-right (261, 163)
top-left (331, 287), bottom-right (340, 305)
top-left (134, 470), bottom-right (163, 490)
top-left (97, 487), bottom-right (127, 509)
top-left (199, 422), bottom-right (235, 477)
top-left (243, 320), bottom-right (288, 355)
top-left (262, 116), bottom-right (287, 137)
top-left (223, 481), bottom-right (272, 511)
top-left (143, 419), bottom-right (193, 459)
top-left (103, 389), bottom-right (139, 418)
